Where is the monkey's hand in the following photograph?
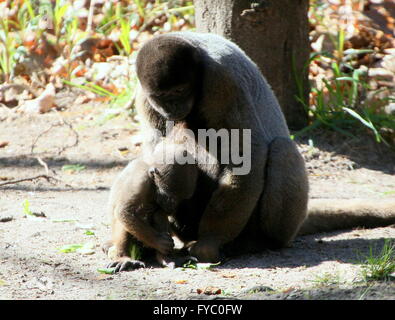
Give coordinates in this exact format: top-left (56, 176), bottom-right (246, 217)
top-left (106, 257), bottom-right (145, 273)
top-left (155, 232), bottom-right (174, 255)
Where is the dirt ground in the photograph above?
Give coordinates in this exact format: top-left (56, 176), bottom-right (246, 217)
top-left (0, 101), bottom-right (395, 300)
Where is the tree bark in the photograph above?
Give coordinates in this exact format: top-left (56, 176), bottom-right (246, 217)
top-left (194, 0), bottom-right (310, 130)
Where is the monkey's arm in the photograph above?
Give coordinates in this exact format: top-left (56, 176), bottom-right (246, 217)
top-left (299, 198), bottom-right (395, 235)
top-left (117, 206), bottom-right (174, 255)
top-left (190, 149), bottom-right (267, 262)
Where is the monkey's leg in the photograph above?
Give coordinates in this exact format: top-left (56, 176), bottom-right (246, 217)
top-left (190, 147), bottom-right (267, 263)
top-left (259, 137), bottom-right (309, 248)
top-left (106, 217), bottom-right (146, 272)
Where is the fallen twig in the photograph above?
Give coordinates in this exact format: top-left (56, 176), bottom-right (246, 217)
top-left (30, 122), bottom-right (59, 154)
top-left (0, 174), bottom-right (60, 187)
top-left (30, 113), bottom-right (79, 155)
top-left (56, 117), bottom-right (79, 155)
top-left (36, 156), bottom-right (50, 175)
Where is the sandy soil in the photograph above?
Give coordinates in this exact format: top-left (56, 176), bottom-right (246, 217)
top-left (0, 102), bottom-right (395, 300)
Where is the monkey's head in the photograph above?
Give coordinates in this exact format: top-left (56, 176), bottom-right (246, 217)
top-left (136, 35), bottom-right (201, 121)
top-left (148, 163), bottom-right (197, 213)
top-left (148, 143), bottom-right (197, 209)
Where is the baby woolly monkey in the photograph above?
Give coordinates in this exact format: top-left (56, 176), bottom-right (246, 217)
top-left (104, 133), bottom-right (198, 272)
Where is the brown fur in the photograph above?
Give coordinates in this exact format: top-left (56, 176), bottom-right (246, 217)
top-left (104, 127), bottom-right (198, 270)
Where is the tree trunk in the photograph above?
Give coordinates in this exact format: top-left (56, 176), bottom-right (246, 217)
top-left (194, 0), bottom-right (310, 130)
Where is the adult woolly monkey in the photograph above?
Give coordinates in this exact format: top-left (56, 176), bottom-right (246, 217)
top-left (134, 32), bottom-right (395, 263)
top-left (134, 32), bottom-right (307, 263)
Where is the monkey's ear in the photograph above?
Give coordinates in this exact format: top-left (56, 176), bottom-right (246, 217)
top-left (148, 167), bottom-right (160, 179)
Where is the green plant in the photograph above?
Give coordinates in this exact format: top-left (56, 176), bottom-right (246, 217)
top-left (133, 0), bottom-right (146, 19)
top-left (97, 267), bottom-right (116, 275)
top-left (129, 242), bottom-right (142, 260)
top-left (52, 0), bottom-right (71, 45)
top-left (357, 284), bottom-right (374, 300)
top-left (96, 1), bottom-right (124, 35)
top-left (62, 80), bottom-right (116, 98)
top-left (181, 260), bottom-right (221, 270)
top-left (0, 18), bottom-right (20, 82)
top-left (61, 164), bottom-right (86, 173)
top-left (359, 239), bottom-right (395, 281)
top-left (311, 272), bottom-right (342, 286)
top-left (16, 0), bottom-right (36, 30)
top-left (118, 18), bottom-right (132, 56)
top-left (22, 199), bottom-right (34, 216)
top-left (295, 6), bottom-right (395, 146)
top-left (294, 45), bottom-right (394, 145)
top-left (58, 242), bottom-right (95, 254)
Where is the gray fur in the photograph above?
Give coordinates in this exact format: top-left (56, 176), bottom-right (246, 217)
top-left (135, 32), bottom-right (309, 263)
top-left (300, 199), bottom-right (395, 235)
top-left (168, 32), bottom-right (290, 141)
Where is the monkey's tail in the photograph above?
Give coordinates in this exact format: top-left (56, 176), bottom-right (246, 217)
top-left (298, 199), bottom-right (395, 235)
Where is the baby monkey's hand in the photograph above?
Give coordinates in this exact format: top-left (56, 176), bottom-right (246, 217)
top-left (155, 232), bottom-right (174, 255)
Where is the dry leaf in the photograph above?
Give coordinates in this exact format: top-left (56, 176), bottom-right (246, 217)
top-left (282, 287), bottom-right (295, 294)
top-left (0, 141), bottom-right (9, 148)
top-left (118, 147), bottom-right (130, 156)
top-left (222, 273), bottom-right (236, 279)
top-left (197, 286), bottom-right (222, 295)
top-left (175, 280), bottom-right (188, 284)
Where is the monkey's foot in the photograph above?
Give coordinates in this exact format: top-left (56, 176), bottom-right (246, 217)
top-left (188, 240), bottom-right (221, 263)
top-left (106, 257), bottom-right (145, 273)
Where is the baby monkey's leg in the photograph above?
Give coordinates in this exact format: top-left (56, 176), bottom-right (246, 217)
top-left (105, 217), bottom-right (145, 272)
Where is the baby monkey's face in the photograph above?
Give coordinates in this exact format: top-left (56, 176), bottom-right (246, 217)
top-left (148, 165), bottom-right (183, 202)
top-left (148, 159), bottom-right (197, 213)
top-left (148, 166), bottom-right (180, 213)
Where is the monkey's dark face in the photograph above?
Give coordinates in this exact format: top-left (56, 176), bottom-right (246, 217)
top-left (147, 84), bottom-right (194, 121)
top-left (136, 36), bottom-right (201, 120)
top-left (147, 166), bottom-right (181, 213)
top-left (148, 166), bottom-right (183, 203)
top-left (148, 162), bottom-right (196, 203)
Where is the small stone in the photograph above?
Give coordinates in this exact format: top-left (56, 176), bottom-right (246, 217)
top-left (384, 103), bottom-right (395, 115)
top-left (368, 68), bottom-right (394, 81)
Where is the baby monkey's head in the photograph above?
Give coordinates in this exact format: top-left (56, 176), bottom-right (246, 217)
top-left (149, 143), bottom-right (197, 212)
